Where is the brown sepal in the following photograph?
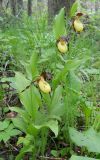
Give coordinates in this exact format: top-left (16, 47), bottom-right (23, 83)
top-left (56, 35), bottom-right (70, 45)
top-left (41, 71), bottom-right (52, 81)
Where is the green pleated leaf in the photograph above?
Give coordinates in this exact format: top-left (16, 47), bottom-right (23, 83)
top-left (68, 71), bottom-right (81, 93)
top-left (15, 144), bottom-right (34, 160)
top-left (14, 72), bottom-right (30, 93)
top-left (26, 52), bottom-right (39, 80)
top-left (20, 85), bottom-right (40, 119)
top-left (28, 120), bottom-right (58, 137)
top-left (69, 127), bottom-right (100, 153)
top-left (70, 155), bottom-right (99, 160)
top-left (9, 107), bottom-right (30, 123)
top-left (50, 86), bottom-right (64, 117)
top-left (12, 117), bottom-right (27, 132)
top-left (70, 1), bottom-right (78, 17)
top-left (54, 7), bottom-right (66, 39)
top-left (0, 120), bottom-right (10, 131)
top-left (36, 120), bottom-right (58, 137)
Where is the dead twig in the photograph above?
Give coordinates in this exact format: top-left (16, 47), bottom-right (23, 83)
top-left (39, 156), bottom-right (66, 160)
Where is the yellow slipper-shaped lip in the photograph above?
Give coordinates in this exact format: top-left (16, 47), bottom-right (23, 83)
top-left (38, 77), bottom-right (51, 93)
top-left (57, 39), bottom-right (68, 53)
top-left (74, 19), bottom-right (83, 32)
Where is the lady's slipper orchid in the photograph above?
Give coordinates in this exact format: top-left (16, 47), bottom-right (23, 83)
top-left (73, 13), bottom-right (84, 32)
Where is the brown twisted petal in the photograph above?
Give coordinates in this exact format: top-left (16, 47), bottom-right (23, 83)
top-left (76, 12), bottom-right (83, 17)
top-left (41, 71), bottom-right (52, 81)
top-left (57, 35), bottom-right (70, 44)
